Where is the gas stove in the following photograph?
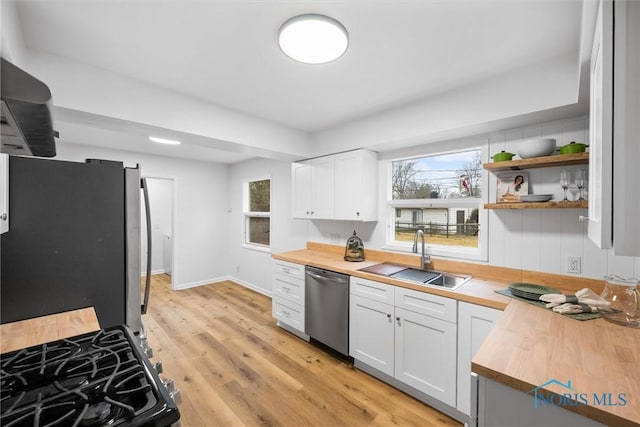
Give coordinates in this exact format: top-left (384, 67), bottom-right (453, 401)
top-left (0, 326), bottom-right (180, 427)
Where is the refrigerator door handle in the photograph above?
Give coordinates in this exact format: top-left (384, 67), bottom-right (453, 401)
top-left (141, 177), bottom-right (152, 314)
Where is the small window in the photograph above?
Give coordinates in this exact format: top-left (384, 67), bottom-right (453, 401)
top-left (388, 148), bottom-right (486, 260)
top-left (244, 178), bottom-right (270, 249)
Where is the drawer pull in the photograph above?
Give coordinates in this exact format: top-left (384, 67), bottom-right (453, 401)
top-left (282, 286), bottom-right (290, 293)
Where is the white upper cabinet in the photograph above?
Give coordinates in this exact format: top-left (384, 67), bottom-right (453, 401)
top-left (612, 0), bottom-right (640, 256)
top-left (310, 155), bottom-right (335, 219)
top-left (1, 153), bottom-right (8, 234)
top-left (291, 161), bottom-right (312, 218)
top-left (334, 149), bottom-right (378, 221)
top-left (588, 0), bottom-right (613, 250)
top-left (588, 0), bottom-right (640, 256)
top-left (292, 149), bottom-right (378, 221)
top-left (291, 156), bottom-right (334, 219)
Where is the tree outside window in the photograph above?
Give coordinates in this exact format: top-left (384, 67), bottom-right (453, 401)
top-left (390, 150), bottom-right (483, 249)
top-left (245, 178), bottom-right (270, 248)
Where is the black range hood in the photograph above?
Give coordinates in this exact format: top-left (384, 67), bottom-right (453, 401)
top-left (1, 57), bottom-right (57, 157)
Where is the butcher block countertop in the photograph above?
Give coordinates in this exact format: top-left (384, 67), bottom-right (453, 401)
top-left (274, 242), bottom-right (640, 426)
top-left (473, 300), bottom-right (640, 427)
top-left (273, 242), bottom-right (513, 309)
top-left (0, 307), bottom-right (100, 354)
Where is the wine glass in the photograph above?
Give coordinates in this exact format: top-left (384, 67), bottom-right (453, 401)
top-left (560, 170), bottom-right (570, 202)
top-left (575, 169), bottom-right (586, 201)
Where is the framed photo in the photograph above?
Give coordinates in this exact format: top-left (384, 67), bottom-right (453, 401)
top-left (496, 172), bottom-right (529, 203)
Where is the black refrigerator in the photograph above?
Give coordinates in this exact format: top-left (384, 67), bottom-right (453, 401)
top-left (0, 156), bottom-right (151, 333)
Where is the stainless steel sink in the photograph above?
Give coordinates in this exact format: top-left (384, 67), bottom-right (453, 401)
top-left (358, 263), bottom-right (472, 290)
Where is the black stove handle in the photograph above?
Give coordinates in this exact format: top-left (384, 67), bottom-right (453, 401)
top-left (141, 177), bottom-right (152, 314)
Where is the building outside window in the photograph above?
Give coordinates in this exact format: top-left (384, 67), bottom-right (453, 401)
top-left (244, 178), bottom-right (271, 250)
top-left (388, 148), bottom-right (487, 260)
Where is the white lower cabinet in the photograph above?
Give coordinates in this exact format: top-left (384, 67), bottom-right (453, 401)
top-left (349, 278), bottom-right (457, 408)
top-left (395, 307), bottom-right (457, 407)
top-left (456, 301), bottom-right (502, 417)
top-left (272, 260), bottom-right (305, 334)
top-left (349, 294), bottom-right (394, 376)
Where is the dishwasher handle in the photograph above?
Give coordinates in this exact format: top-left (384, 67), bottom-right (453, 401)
top-left (306, 270), bottom-right (348, 284)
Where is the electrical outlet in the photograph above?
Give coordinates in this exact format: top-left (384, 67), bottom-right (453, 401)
top-left (567, 256), bottom-right (581, 274)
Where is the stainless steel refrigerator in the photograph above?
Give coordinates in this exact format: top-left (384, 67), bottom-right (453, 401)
top-left (0, 156), bottom-right (151, 333)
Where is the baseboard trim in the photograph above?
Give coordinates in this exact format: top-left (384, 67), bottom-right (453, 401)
top-left (174, 276), bottom-right (229, 290)
top-left (228, 276), bottom-right (272, 297)
top-left (172, 275), bottom-right (271, 297)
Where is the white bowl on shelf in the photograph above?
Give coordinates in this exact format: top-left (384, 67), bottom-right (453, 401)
top-left (517, 138), bottom-right (557, 159)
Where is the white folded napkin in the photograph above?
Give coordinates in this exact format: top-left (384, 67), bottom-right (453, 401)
top-left (540, 288), bottom-right (610, 310)
top-left (552, 302), bottom-right (601, 314)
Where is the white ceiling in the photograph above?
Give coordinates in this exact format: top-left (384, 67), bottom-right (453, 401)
top-left (10, 0), bottom-right (586, 162)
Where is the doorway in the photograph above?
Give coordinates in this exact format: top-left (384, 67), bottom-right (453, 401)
top-left (141, 177), bottom-right (176, 290)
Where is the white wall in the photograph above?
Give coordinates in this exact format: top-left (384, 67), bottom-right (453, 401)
top-left (228, 158), bottom-right (308, 295)
top-left (26, 51), bottom-right (311, 162)
top-left (141, 178), bottom-right (173, 275)
top-left (0, 0), bottom-right (28, 66)
top-left (55, 142), bottom-right (230, 289)
top-left (307, 116), bottom-right (640, 280)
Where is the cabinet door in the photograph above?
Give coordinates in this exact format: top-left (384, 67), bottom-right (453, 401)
top-left (272, 297), bottom-right (305, 333)
top-left (588, 0), bottom-right (613, 249)
top-left (0, 153), bottom-right (7, 234)
top-left (334, 150), bottom-right (378, 221)
top-left (310, 156), bottom-right (334, 219)
top-left (456, 302), bottom-right (502, 417)
top-left (292, 161), bottom-right (312, 218)
top-left (612, 0), bottom-right (640, 256)
top-left (334, 150), bottom-right (363, 221)
top-left (395, 307), bottom-right (457, 407)
top-left (349, 295), bottom-right (394, 376)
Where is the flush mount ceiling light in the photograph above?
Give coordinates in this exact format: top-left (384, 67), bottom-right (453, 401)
top-left (149, 136), bottom-right (181, 145)
top-left (278, 14), bottom-right (348, 64)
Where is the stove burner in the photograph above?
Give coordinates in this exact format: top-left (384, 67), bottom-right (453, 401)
top-left (0, 326), bottom-right (179, 427)
top-left (81, 401), bottom-right (113, 426)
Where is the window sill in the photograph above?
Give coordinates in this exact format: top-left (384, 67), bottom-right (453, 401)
top-left (381, 244), bottom-right (487, 263)
top-left (242, 243), bottom-right (271, 254)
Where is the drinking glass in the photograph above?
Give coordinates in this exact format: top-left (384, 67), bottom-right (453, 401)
top-left (575, 169), bottom-right (586, 200)
top-left (560, 170), bottom-right (570, 202)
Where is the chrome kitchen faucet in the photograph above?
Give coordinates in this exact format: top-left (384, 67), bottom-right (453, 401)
top-left (412, 229), bottom-right (431, 270)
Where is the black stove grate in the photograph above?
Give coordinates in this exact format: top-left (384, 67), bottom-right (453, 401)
top-left (0, 326), bottom-right (179, 427)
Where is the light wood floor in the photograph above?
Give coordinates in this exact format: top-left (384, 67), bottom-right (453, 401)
top-left (143, 274), bottom-right (462, 427)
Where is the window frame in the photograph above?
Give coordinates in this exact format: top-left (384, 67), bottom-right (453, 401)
top-left (242, 176), bottom-right (271, 253)
top-left (384, 145), bottom-right (489, 262)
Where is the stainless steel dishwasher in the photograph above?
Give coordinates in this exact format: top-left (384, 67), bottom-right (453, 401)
top-left (305, 266), bottom-right (349, 356)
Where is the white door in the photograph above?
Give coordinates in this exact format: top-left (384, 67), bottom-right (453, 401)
top-left (334, 150), bottom-right (363, 220)
top-left (456, 302), bottom-right (502, 416)
top-left (349, 295), bottom-right (394, 376)
top-left (291, 161), bottom-right (312, 218)
top-left (311, 156), bottom-right (335, 219)
top-left (587, 0), bottom-right (613, 249)
top-left (395, 307), bottom-right (457, 407)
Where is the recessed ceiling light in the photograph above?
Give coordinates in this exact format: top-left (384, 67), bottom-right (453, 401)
top-left (278, 14), bottom-right (348, 64)
top-left (149, 136), bottom-right (181, 145)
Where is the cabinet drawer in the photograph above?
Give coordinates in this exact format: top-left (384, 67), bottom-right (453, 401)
top-left (350, 276), bottom-right (395, 305)
top-left (272, 297), bottom-right (304, 332)
top-left (272, 260), bottom-right (305, 280)
top-left (394, 287), bottom-right (456, 323)
top-left (272, 274), bottom-right (305, 305)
